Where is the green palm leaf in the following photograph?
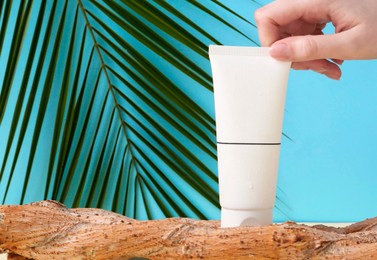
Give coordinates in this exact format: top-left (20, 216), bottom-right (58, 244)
top-left (0, 0), bottom-right (259, 220)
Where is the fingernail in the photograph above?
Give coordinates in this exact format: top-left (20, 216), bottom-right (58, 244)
top-left (270, 43), bottom-right (291, 60)
top-left (332, 59), bottom-right (344, 65)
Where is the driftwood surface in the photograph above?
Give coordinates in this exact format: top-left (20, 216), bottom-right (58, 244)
top-left (1, 201), bottom-right (377, 259)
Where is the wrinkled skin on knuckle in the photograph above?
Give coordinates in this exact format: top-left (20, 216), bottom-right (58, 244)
top-left (295, 36), bottom-right (319, 60)
top-left (356, 25), bottom-right (377, 59)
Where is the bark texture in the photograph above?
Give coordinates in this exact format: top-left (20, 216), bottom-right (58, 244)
top-left (1, 200), bottom-right (377, 259)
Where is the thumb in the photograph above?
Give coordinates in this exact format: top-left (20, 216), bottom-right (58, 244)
top-left (269, 31), bottom-right (356, 61)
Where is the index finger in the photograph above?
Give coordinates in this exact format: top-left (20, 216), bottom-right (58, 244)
top-left (254, 0), bottom-right (330, 46)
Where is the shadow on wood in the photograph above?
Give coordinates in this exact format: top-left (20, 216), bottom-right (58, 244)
top-left (1, 200), bottom-right (377, 259)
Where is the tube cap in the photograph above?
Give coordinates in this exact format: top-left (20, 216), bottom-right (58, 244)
top-left (221, 208), bottom-right (273, 228)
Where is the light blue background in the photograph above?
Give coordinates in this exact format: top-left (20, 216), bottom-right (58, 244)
top-left (182, 0), bottom-right (377, 222)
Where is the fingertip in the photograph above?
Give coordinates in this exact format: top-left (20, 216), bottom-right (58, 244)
top-left (254, 6), bottom-right (266, 23)
top-left (326, 72), bottom-right (342, 80)
top-left (290, 60), bottom-right (342, 80)
top-left (316, 66), bottom-right (342, 80)
top-left (269, 42), bottom-right (291, 60)
top-left (327, 62), bottom-right (342, 80)
top-left (254, 3), bottom-right (294, 47)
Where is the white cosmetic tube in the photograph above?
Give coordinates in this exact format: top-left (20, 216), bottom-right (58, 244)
top-left (209, 45), bottom-right (291, 228)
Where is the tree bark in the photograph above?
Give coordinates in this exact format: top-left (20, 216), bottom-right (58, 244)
top-left (1, 201), bottom-right (377, 259)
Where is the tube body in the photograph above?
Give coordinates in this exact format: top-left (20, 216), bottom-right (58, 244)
top-left (209, 46), bottom-right (291, 227)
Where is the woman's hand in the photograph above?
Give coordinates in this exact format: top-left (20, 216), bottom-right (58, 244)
top-left (255, 0), bottom-right (377, 79)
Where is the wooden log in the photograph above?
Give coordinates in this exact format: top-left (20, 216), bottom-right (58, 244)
top-left (1, 200), bottom-right (377, 259)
